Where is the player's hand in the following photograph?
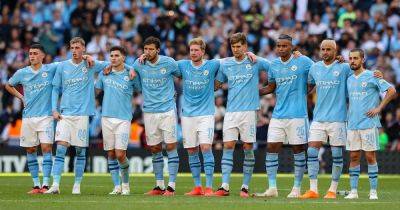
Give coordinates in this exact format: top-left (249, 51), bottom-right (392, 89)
top-left (336, 55), bottom-right (345, 63)
top-left (129, 69), bottom-right (136, 80)
top-left (293, 50), bottom-right (302, 58)
top-left (53, 111), bottom-right (62, 121)
top-left (246, 52), bottom-right (257, 63)
top-left (373, 70), bottom-right (383, 79)
top-left (83, 55), bottom-right (95, 68)
top-left (138, 54), bottom-right (147, 64)
top-left (366, 107), bottom-right (381, 118)
top-left (103, 65), bottom-right (112, 75)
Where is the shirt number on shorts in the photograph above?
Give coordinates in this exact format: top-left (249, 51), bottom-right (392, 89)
top-left (78, 129), bottom-right (87, 142)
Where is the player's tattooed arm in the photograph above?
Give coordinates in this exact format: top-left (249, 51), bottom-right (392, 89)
top-left (5, 84), bottom-right (25, 107)
top-left (259, 82), bottom-right (276, 95)
top-left (293, 50), bottom-right (302, 58)
top-left (373, 70), bottom-right (383, 79)
top-left (214, 80), bottom-right (223, 91)
top-left (366, 86), bottom-right (397, 117)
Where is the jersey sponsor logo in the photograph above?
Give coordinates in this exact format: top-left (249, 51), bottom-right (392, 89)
top-left (291, 65), bottom-right (297, 71)
top-left (42, 72), bottom-right (48, 78)
top-left (276, 75), bottom-right (298, 85)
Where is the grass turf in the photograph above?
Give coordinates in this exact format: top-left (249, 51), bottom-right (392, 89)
top-left (0, 173), bottom-right (399, 210)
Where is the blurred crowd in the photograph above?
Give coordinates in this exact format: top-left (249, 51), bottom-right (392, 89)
top-left (0, 0), bottom-right (400, 151)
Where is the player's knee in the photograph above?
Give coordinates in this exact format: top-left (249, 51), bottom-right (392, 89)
top-left (41, 144), bottom-right (52, 153)
top-left (223, 141), bottom-right (235, 149)
top-left (308, 141), bottom-right (322, 149)
top-left (75, 147), bottom-right (86, 156)
top-left (116, 153), bottom-right (126, 162)
top-left (349, 152), bottom-right (361, 162)
top-left (267, 143), bottom-right (281, 153)
top-left (26, 147), bottom-right (37, 154)
top-left (150, 145), bottom-right (162, 153)
top-left (365, 152), bottom-right (377, 164)
top-left (200, 144), bottom-right (211, 152)
top-left (292, 144), bottom-right (305, 153)
top-left (165, 143), bottom-right (176, 151)
top-left (242, 143), bottom-right (253, 150)
top-left (107, 150), bottom-right (116, 159)
top-left (57, 141), bottom-right (69, 147)
top-left (187, 147), bottom-right (199, 154)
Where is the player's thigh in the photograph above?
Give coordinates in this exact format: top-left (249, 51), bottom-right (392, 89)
top-left (55, 115), bottom-right (72, 144)
top-left (181, 116), bottom-right (199, 148)
top-left (70, 116), bottom-right (89, 147)
top-left (20, 118), bottom-right (39, 147)
top-left (360, 128), bottom-right (380, 152)
top-left (308, 121), bottom-right (328, 143)
top-left (143, 112), bottom-right (163, 146)
top-left (237, 111), bottom-right (256, 143)
top-left (114, 120), bottom-right (131, 151)
top-left (267, 118), bottom-right (287, 143)
top-left (346, 130), bottom-right (362, 151)
top-left (160, 110), bottom-right (178, 144)
top-left (101, 117), bottom-right (116, 151)
top-left (37, 116), bottom-right (54, 144)
top-left (223, 112), bottom-right (240, 142)
top-left (327, 122), bottom-right (346, 146)
top-left (197, 115), bottom-right (215, 145)
top-left (286, 118), bottom-right (309, 145)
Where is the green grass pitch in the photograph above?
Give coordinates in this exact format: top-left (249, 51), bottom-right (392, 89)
top-left (1, 173), bottom-right (399, 210)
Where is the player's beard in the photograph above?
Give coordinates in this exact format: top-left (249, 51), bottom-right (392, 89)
top-left (350, 63), bottom-right (362, 70)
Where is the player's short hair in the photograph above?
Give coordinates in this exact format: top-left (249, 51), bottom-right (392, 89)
top-left (29, 43), bottom-right (46, 54)
top-left (70, 37), bottom-right (86, 46)
top-left (189, 37), bottom-right (206, 51)
top-left (350, 48), bottom-right (365, 59)
top-left (230, 32), bottom-right (247, 45)
top-left (278, 34), bottom-right (293, 42)
top-left (110, 46), bottom-right (127, 56)
top-left (143, 36), bottom-right (161, 49)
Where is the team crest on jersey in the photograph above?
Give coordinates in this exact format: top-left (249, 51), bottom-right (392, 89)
top-left (291, 65), bottom-right (297, 71)
top-left (124, 76), bottom-right (129, 81)
top-left (81, 66), bottom-right (88, 73)
top-left (42, 72), bottom-right (48, 78)
top-left (203, 70), bottom-right (209, 76)
top-left (361, 82), bottom-right (367, 87)
top-left (333, 71), bottom-right (340, 76)
top-left (246, 64), bottom-right (252, 70)
top-left (160, 68), bottom-right (167, 74)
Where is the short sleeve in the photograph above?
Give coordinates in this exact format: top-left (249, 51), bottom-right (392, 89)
top-left (374, 78), bottom-right (392, 93)
top-left (92, 60), bottom-right (110, 73)
top-left (308, 66), bottom-right (316, 85)
top-left (257, 57), bottom-right (270, 73)
top-left (302, 56), bottom-right (314, 74)
top-left (216, 66), bottom-right (227, 82)
top-left (95, 73), bottom-right (104, 90)
top-left (8, 69), bottom-right (23, 86)
top-left (267, 67), bottom-right (275, 83)
top-left (170, 59), bottom-right (181, 77)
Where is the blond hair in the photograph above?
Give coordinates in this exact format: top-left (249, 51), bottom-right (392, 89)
top-left (189, 37), bottom-right (206, 51)
top-left (70, 37), bottom-right (86, 46)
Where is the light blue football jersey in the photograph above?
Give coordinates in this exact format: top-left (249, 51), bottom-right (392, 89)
top-left (216, 56), bottom-right (270, 112)
top-left (133, 55), bottom-right (180, 113)
top-left (308, 61), bottom-right (352, 122)
top-left (8, 63), bottom-right (59, 118)
top-left (96, 68), bottom-right (140, 121)
top-left (347, 70), bottom-right (392, 130)
top-left (268, 55), bottom-right (314, 119)
top-left (178, 59), bottom-right (220, 117)
top-left (52, 59), bottom-right (108, 116)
